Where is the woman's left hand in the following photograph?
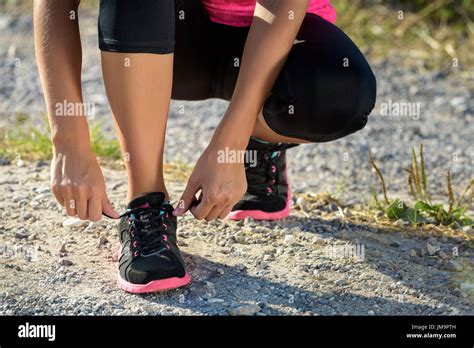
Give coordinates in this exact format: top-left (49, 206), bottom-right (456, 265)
top-left (173, 139), bottom-right (248, 221)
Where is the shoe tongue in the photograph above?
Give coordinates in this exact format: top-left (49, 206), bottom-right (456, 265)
top-left (127, 192), bottom-right (165, 210)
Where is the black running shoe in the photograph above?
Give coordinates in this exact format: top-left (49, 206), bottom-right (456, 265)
top-left (116, 192), bottom-right (190, 293)
top-left (228, 138), bottom-right (298, 220)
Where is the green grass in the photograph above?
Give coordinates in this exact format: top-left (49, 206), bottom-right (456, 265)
top-left (0, 114), bottom-right (121, 160)
top-left (332, 0), bottom-right (473, 71)
top-left (0, 114), bottom-right (193, 183)
top-left (370, 144), bottom-right (473, 229)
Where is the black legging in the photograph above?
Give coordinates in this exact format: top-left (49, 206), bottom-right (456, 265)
top-left (98, 0), bottom-right (377, 143)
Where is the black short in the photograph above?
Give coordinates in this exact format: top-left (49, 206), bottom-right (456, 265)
top-left (99, 0), bottom-right (377, 143)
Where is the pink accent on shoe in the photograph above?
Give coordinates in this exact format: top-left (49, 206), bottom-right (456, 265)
top-left (227, 168), bottom-right (292, 221)
top-left (163, 235), bottom-right (168, 241)
top-left (133, 241), bottom-right (138, 248)
top-left (139, 203), bottom-right (150, 209)
top-left (117, 271), bottom-right (191, 294)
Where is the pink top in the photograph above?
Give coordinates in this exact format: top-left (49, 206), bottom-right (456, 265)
top-left (201, 0), bottom-right (336, 27)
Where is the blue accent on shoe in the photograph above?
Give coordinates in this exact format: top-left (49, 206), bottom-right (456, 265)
top-left (251, 137), bottom-right (276, 145)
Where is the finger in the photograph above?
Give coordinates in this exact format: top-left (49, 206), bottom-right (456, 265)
top-left (173, 179), bottom-right (200, 216)
top-left (205, 205), bottom-right (225, 221)
top-left (191, 194), bottom-right (215, 220)
top-left (88, 192), bottom-right (102, 222)
top-left (74, 186), bottom-right (89, 220)
top-left (62, 185), bottom-right (77, 217)
top-left (101, 192), bottom-right (120, 219)
top-left (50, 180), bottom-right (64, 207)
top-left (50, 158), bottom-right (63, 205)
top-left (218, 204), bottom-right (233, 219)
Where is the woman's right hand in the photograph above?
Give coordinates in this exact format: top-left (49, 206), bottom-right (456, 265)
top-left (50, 145), bottom-right (119, 221)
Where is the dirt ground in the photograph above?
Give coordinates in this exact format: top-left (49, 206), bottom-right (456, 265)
top-left (0, 162), bottom-right (472, 315)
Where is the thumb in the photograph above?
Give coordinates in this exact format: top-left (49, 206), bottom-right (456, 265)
top-left (102, 194), bottom-right (120, 219)
top-left (173, 179), bottom-right (200, 216)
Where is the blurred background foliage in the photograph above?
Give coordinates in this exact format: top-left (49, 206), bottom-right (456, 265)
top-left (335, 0), bottom-right (473, 71)
top-left (1, 0), bottom-right (473, 71)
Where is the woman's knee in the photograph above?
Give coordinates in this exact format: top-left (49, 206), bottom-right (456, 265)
top-left (314, 56), bottom-right (377, 141)
top-left (347, 56), bottom-right (377, 133)
top-left (261, 15), bottom-right (378, 142)
top-left (262, 48), bottom-right (377, 143)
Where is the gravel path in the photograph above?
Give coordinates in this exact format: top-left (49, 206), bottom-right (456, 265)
top-left (0, 163), bottom-right (473, 315)
top-left (0, 8), bottom-right (473, 315)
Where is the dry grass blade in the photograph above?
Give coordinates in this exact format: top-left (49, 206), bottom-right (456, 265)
top-left (420, 144), bottom-right (428, 201)
top-left (455, 178), bottom-right (474, 209)
top-left (437, 206), bottom-right (443, 224)
top-left (395, 0), bottom-right (453, 37)
top-left (408, 171), bottom-right (416, 199)
top-left (446, 170), bottom-right (454, 214)
top-left (411, 147), bottom-right (421, 198)
top-left (371, 187), bottom-right (382, 210)
top-left (302, 191), bottom-right (344, 208)
top-left (370, 154), bottom-right (390, 205)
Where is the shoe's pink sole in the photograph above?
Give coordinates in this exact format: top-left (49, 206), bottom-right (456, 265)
top-left (117, 271), bottom-right (191, 294)
top-left (227, 203), bottom-right (290, 220)
top-left (228, 169), bottom-right (292, 221)
top-left (116, 246), bottom-right (191, 294)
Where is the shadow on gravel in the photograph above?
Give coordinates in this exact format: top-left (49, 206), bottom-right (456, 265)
top-left (135, 251), bottom-right (439, 315)
top-left (278, 216), bottom-right (469, 314)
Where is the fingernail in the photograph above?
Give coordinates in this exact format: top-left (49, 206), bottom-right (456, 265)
top-left (172, 208), bottom-right (181, 216)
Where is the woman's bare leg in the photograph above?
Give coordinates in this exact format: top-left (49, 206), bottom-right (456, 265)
top-left (101, 52), bottom-right (173, 201)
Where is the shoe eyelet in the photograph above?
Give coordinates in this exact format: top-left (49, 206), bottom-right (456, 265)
top-left (133, 241), bottom-right (138, 248)
top-left (133, 251), bottom-right (138, 257)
